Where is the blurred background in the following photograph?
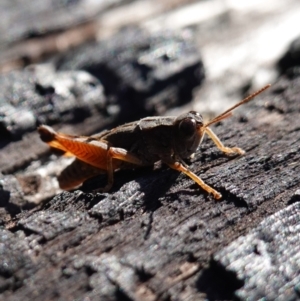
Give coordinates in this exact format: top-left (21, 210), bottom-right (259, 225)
top-left (1, 0), bottom-right (300, 112)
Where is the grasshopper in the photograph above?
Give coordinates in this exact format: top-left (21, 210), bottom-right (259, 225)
top-left (38, 85), bottom-right (270, 199)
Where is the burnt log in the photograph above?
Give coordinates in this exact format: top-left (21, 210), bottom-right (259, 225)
top-left (57, 29), bottom-right (205, 122)
top-left (0, 66), bottom-right (108, 175)
top-left (0, 0), bottom-right (125, 72)
top-left (1, 76), bottom-right (300, 301)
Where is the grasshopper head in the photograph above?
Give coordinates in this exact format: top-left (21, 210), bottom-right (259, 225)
top-left (173, 111), bottom-right (205, 159)
top-left (172, 85), bottom-right (271, 161)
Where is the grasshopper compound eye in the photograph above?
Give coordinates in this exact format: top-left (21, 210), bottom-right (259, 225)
top-left (179, 118), bottom-right (197, 137)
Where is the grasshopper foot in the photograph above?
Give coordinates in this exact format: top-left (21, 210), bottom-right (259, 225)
top-left (223, 146), bottom-right (245, 155)
top-left (231, 147), bottom-right (245, 155)
top-left (212, 190), bottom-right (222, 200)
top-left (93, 184), bottom-right (112, 193)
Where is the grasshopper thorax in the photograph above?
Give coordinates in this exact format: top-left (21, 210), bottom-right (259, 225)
top-left (173, 111), bottom-right (204, 159)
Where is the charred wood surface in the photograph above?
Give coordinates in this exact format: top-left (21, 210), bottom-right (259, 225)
top-left (0, 76), bottom-right (300, 300)
top-left (57, 29), bottom-right (205, 123)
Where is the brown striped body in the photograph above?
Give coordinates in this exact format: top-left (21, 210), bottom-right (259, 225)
top-left (57, 159), bottom-right (105, 190)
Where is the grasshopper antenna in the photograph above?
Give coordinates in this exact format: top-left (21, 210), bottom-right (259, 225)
top-left (204, 84), bottom-right (271, 128)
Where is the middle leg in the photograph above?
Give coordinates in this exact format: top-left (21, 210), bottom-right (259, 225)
top-left (98, 147), bottom-right (144, 192)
